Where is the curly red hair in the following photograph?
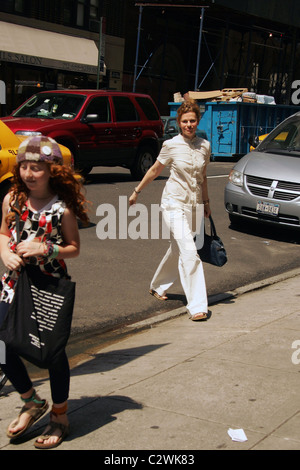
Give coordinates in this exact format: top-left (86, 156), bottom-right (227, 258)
top-left (7, 162), bottom-right (90, 226)
top-left (176, 99), bottom-right (201, 125)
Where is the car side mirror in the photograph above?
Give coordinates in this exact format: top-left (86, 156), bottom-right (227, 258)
top-left (248, 135), bottom-right (259, 148)
top-left (166, 126), bottom-right (176, 134)
top-left (82, 114), bottom-right (99, 123)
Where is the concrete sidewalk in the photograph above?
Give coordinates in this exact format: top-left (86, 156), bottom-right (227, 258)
top-left (1, 268), bottom-right (300, 451)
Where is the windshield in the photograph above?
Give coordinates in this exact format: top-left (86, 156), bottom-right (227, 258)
top-left (13, 93), bottom-right (86, 120)
top-left (258, 116), bottom-right (300, 155)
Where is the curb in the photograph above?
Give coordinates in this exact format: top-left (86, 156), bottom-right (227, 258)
top-left (105, 266), bottom-right (300, 336)
top-left (25, 267), bottom-right (300, 375)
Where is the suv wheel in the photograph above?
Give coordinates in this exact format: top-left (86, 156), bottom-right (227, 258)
top-left (79, 166), bottom-right (93, 178)
top-left (131, 146), bottom-right (155, 180)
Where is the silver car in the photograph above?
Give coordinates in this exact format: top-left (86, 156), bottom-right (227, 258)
top-left (224, 112), bottom-right (300, 229)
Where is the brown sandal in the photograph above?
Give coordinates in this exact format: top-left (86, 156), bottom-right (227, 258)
top-left (34, 420), bottom-right (69, 449)
top-left (149, 289), bottom-right (168, 301)
top-left (190, 312), bottom-right (208, 321)
top-left (34, 403), bottom-right (69, 449)
top-left (7, 390), bottom-right (48, 440)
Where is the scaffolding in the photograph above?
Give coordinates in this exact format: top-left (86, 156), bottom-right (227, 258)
top-left (131, 3), bottom-right (299, 107)
top-left (133, 3), bottom-right (209, 92)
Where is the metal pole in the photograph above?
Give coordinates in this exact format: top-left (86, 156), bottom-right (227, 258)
top-left (194, 7), bottom-right (205, 91)
top-left (133, 5), bottom-right (143, 92)
top-left (96, 17), bottom-right (103, 89)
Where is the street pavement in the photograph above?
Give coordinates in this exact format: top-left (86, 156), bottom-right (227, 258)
top-left (0, 267), bottom-right (300, 452)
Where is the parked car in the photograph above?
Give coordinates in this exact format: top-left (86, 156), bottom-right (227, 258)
top-left (249, 132), bottom-right (287, 151)
top-left (224, 112), bottom-right (300, 229)
top-left (159, 115), bottom-right (207, 148)
top-left (0, 120), bottom-right (73, 203)
top-left (1, 90), bottom-right (163, 179)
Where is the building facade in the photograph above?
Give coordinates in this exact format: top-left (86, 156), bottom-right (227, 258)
top-left (124, 0), bottom-right (300, 113)
top-left (0, 0), bottom-right (125, 114)
top-left (1, 0), bottom-right (300, 116)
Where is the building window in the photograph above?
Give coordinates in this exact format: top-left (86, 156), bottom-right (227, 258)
top-left (15, 0), bottom-right (24, 13)
top-left (77, 0), bottom-right (86, 26)
top-left (250, 63), bottom-right (259, 91)
top-left (1, 0), bottom-right (14, 13)
top-left (63, 0), bottom-right (74, 25)
top-left (90, 0), bottom-right (99, 19)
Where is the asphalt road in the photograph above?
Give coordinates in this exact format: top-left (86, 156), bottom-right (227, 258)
top-left (65, 161), bottom-right (300, 339)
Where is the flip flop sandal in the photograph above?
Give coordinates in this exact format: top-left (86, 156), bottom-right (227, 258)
top-left (190, 312), bottom-right (208, 321)
top-left (34, 421), bottom-right (69, 449)
top-left (149, 289), bottom-right (168, 301)
top-left (7, 394), bottom-right (48, 440)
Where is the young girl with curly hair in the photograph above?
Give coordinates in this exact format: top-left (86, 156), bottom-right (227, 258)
top-left (0, 135), bottom-right (89, 449)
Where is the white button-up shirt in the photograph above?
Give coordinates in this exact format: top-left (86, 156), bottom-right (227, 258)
top-left (157, 134), bottom-right (211, 207)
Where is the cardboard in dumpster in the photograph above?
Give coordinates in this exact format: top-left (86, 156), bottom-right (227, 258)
top-left (185, 90), bottom-right (223, 100)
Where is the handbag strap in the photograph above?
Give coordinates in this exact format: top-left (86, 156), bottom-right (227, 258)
top-left (209, 215), bottom-right (218, 237)
top-left (14, 199), bottom-right (21, 245)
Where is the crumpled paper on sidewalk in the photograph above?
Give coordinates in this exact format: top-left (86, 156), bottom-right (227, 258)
top-left (227, 428), bottom-right (248, 442)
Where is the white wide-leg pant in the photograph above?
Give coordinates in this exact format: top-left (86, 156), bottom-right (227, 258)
top-left (150, 204), bottom-right (207, 315)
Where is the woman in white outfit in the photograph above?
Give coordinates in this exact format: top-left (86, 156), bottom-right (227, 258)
top-left (129, 99), bottom-right (211, 321)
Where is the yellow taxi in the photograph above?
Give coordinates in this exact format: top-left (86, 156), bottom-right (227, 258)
top-left (0, 120), bottom-right (74, 200)
top-left (250, 132), bottom-right (287, 151)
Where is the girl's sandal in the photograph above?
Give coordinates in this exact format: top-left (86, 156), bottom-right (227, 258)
top-left (34, 403), bottom-right (69, 450)
top-left (149, 289), bottom-right (168, 301)
top-left (7, 389), bottom-right (48, 440)
top-left (34, 421), bottom-right (69, 449)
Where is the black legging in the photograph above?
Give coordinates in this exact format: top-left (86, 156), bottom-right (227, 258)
top-left (1, 347), bottom-right (70, 404)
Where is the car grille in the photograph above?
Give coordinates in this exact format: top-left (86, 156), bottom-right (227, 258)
top-left (246, 175), bottom-right (300, 201)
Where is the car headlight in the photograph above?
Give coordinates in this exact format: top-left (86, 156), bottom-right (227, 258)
top-left (15, 131), bottom-right (42, 136)
top-left (229, 169), bottom-right (243, 187)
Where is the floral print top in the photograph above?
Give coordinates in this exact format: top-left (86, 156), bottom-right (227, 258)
top-left (0, 196), bottom-right (69, 303)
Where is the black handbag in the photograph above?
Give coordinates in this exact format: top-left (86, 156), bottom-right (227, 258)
top-left (198, 216), bottom-right (227, 267)
top-left (0, 205), bottom-right (75, 369)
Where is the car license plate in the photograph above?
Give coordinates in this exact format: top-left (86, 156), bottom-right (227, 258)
top-left (256, 201), bottom-right (280, 216)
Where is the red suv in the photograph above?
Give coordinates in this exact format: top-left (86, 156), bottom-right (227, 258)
top-left (1, 90), bottom-right (163, 179)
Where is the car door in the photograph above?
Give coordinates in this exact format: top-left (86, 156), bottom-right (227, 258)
top-left (165, 118), bottom-right (178, 139)
top-left (110, 96), bottom-right (140, 166)
top-left (78, 96), bottom-right (116, 166)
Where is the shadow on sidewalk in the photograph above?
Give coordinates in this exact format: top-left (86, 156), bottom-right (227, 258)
top-left (70, 343), bottom-right (169, 378)
top-left (67, 395), bottom-right (143, 441)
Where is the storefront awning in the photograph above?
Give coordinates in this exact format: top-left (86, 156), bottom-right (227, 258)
top-left (0, 21), bottom-right (105, 75)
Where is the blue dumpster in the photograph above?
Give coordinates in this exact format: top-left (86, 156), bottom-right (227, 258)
top-left (169, 101), bottom-right (300, 159)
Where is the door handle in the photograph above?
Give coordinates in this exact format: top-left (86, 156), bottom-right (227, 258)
top-left (133, 127), bottom-right (142, 137)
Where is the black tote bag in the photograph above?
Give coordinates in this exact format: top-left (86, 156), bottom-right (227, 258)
top-left (0, 204), bottom-right (75, 369)
top-left (0, 265), bottom-right (75, 368)
top-left (198, 216), bottom-right (227, 267)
